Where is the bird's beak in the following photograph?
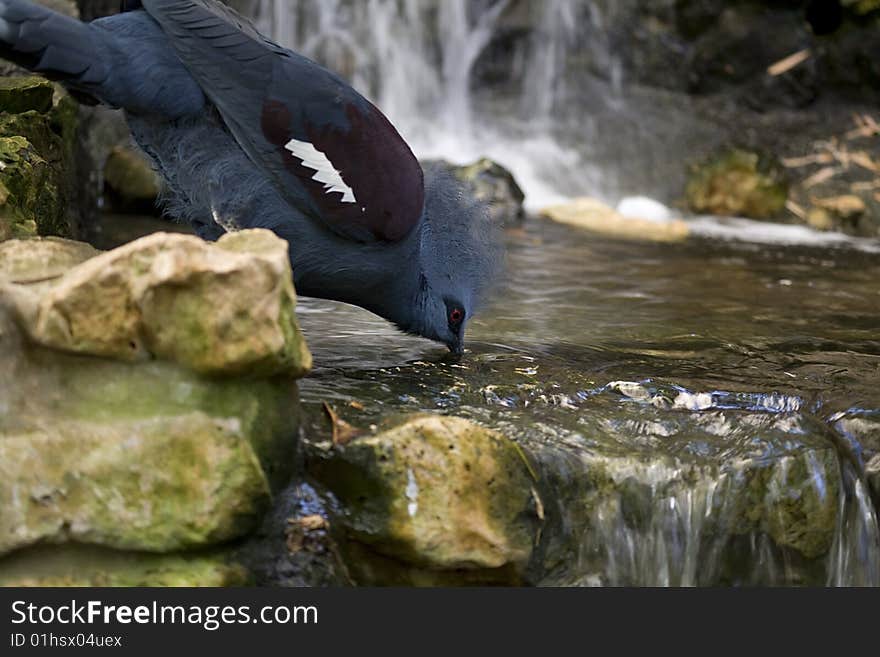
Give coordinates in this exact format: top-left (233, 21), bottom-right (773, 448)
top-left (447, 337), bottom-right (464, 357)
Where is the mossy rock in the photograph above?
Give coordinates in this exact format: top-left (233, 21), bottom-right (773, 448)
top-left (0, 545), bottom-right (249, 587)
top-left (0, 79), bottom-right (81, 240)
top-left (686, 149), bottom-right (788, 219)
top-left (0, 230), bottom-right (312, 377)
top-left (104, 144), bottom-right (162, 206)
top-left (0, 232), bottom-right (310, 559)
top-left (843, 0), bottom-right (880, 15)
top-left (0, 303), bottom-right (302, 556)
top-left (0, 135), bottom-right (64, 239)
top-left (308, 415), bottom-right (541, 585)
top-left (0, 77), bottom-right (55, 115)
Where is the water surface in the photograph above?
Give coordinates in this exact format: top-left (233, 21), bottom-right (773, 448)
top-left (292, 218), bottom-right (880, 586)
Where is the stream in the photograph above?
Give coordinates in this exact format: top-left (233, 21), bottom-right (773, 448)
top-left (286, 217), bottom-right (880, 586)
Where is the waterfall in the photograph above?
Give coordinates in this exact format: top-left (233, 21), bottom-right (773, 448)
top-left (252, 0), bottom-right (598, 210)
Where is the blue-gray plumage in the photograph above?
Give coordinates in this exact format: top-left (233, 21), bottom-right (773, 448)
top-left (0, 0), bottom-right (502, 354)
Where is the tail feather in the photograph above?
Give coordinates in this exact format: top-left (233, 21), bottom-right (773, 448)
top-left (0, 0), bottom-right (111, 87)
top-left (0, 0), bottom-right (205, 118)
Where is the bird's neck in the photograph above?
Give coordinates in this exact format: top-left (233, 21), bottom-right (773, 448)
top-left (290, 222), bottom-right (424, 323)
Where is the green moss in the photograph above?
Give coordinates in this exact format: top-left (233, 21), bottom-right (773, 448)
top-left (0, 80), bottom-right (80, 240)
top-left (0, 414), bottom-right (273, 555)
top-left (0, 544), bottom-right (250, 587)
top-left (0, 111), bottom-right (61, 158)
top-left (0, 112), bottom-right (69, 238)
top-left (49, 91), bottom-right (79, 164)
top-left (308, 415), bottom-right (538, 584)
top-left (103, 146), bottom-right (161, 202)
top-left (0, 76), bottom-right (54, 115)
top-left (844, 0), bottom-right (880, 15)
top-left (686, 149), bottom-right (789, 219)
top-left (0, 135), bottom-right (63, 237)
top-left (19, 345), bottom-right (300, 493)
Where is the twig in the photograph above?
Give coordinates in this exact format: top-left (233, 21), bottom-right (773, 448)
top-left (802, 167), bottom-right (839, 189)
top-left (785, 200), bottom-right (808, 220)
top-left (767, 49), bottom-right (811, 76)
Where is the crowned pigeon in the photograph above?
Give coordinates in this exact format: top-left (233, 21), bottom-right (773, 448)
top-left (0, 0), bottom-right (502, 354)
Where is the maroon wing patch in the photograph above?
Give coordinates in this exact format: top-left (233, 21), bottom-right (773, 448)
top-left (261, 100), bottom-right (425, 242)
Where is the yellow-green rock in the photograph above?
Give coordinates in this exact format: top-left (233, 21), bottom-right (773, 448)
top-left (0, 229), bottom-right (312, 377)
top-left (0, 231), bottom-right (310, 571)
top-left (0, 77), bottom-right (54, 115)
top-left (0, 135), bottom-right (61, 239)
top-left (104, 144), bottom-right (162, 204)
top-left (308, 415), bottom-right (541, 585)
top-left (0, 78), bottom-right (81, 240)
top-left (0, 545), bottom-right (249, 587)
top-left (0, 304), bottom-right (301, 556)
top-left (686, 149), bottom-right (788, 219)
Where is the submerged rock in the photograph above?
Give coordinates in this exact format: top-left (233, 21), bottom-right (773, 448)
top-left (308, 415), bottom-right (540, 585)
top-left (686, 149), bottom-right (788, 219)
top-left (540, 197), bottom-right (690, 242)
top-left (510, 381), bottom-right (856, 586)
top-left (833, 410), bottom-right (880, 507)
top-left (0, 230), bottom-right (310, 584)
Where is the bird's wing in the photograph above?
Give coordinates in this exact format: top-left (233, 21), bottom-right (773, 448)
top-left (141, 0), bottom-right (424, 243)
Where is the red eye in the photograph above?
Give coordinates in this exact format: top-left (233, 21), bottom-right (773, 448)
top-left (450, 308), bottom-right (464, 324)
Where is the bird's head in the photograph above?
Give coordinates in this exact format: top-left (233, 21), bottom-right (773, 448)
top-left (395, 164), bottom-right (503, 355)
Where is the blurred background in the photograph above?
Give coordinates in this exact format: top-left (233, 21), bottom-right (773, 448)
top-left (71, 0), bottom-right (880, 239)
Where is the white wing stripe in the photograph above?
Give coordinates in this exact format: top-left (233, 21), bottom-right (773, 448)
top-left (284, 138), bottom-right (357, 204)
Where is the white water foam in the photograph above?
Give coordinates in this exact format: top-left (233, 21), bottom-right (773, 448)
top-left (687, 216), bottom-right (880, 253)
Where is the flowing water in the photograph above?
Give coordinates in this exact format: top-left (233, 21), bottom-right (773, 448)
top-left (280, 218), bottom-right (880, 586)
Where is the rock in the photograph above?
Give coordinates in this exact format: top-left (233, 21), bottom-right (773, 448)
top-left (842, 0), bottom-right (880, 15)
top-left (812, 195), bottom-right (867, 223)
top-left (0, 545), bottom-right (249, 587)
top-left (520, 382), bottom-right (846, 585)
top-left (868, 456), bottom-right (880, 507)
top-left (0, 230), bottom-right (312, 377)
top-left (688, 5), bottom-right (819, 109)
top-left (236, 483), bottom-right (352, 587)
top-left (426, 158), bottom-right (526, 227)
top-left (686, 149), bottom-right (788, 219)
top-left (0, 231), bottom-right (309, 570)
top-left (0, 136), bottom-right (57, 240)
top-left (0, 77), bottom-right (55, 115)
top-left (36, 0), bottom-right (78, 17)
top-left (103, 144), bottom-right (162, 210)
top-left (308, 415), bottom-right (540, 585)
top-left (0, 236), bottom-right (99, 282)
top-left (0, 78), bottom-right (83, 240)
top-left (806, 207), bottom-right (835, 231)
top-left (0, 411), bottom-right (274, 554)
top-left (0, 304), bottom-right (303, 556)
top-left (540, 197), bottom-right (690, 242)
top-left (832, 410), bottom-right (880, 506)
